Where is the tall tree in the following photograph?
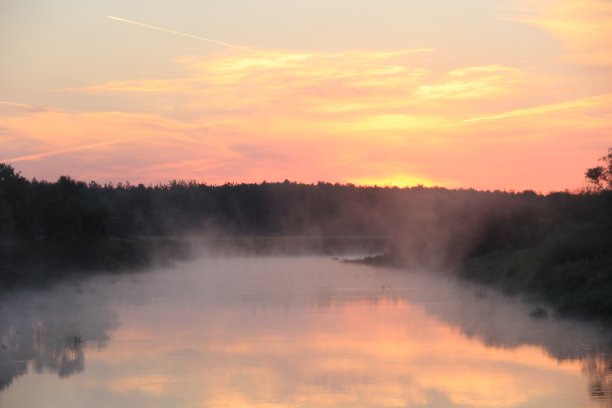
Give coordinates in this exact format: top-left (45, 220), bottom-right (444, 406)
top-left (585, 148), bottom-right (612, 191)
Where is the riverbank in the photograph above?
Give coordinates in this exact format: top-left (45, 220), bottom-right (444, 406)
top-left (461, 249), bottom-right (612, 321)
top-left (0, 238), bottom-right (190, 290)
top-left (0, 235), bottom-right (387, 290)
top-left (353, 250), bottom-right (612, 322)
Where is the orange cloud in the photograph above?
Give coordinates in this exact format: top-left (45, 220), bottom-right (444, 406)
top-left (414, 65), bottom-right (524, 101)
top-left (64, 50), bottom-right (523, 123)
top-left (58, 50), bottom-right (528, 141)
top-left (0, 108), bottom-right (241, 182)
top-left (509, 0), bottom-right (612, 65)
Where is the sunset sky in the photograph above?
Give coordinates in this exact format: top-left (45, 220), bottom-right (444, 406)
top-left (1, 0), bottom-right (610, 191)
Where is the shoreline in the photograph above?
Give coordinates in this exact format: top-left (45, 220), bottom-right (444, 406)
top-left (351, 251), bottom-right (612, 323)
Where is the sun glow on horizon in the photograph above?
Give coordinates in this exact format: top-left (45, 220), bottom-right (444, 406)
top-left (350, 174), bottom-right (450, 189)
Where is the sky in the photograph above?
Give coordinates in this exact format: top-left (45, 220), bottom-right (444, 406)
top-left (1, 0), bottom-right (611, 191)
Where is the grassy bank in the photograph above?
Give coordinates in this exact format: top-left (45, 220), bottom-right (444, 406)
top-left (353, 249), bottom-right (612, 322)
top-left (462, 249), bottom-right (612, 320)
top-left (460, 192), bottom-right (612, 321)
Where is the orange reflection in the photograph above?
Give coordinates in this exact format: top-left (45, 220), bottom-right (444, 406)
top-left (91, 298), bottom-right (586, 407)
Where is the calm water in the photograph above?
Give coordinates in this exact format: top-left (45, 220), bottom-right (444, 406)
top-left (0, 256), bottom-right (610, 407)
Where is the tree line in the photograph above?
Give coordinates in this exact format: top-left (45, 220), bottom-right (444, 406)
top-left (1, 149), bottom-right (611, 318)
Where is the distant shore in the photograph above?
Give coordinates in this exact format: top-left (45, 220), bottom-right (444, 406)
top-left (351, 250), bottom-right (612, 323)
top-left (0, 235), bottom-right (387, 290)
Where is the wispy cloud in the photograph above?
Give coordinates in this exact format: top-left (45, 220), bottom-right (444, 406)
top-left (414, 65), bottom-right (523, 101)
top-left (507, 0), bottom-right (612, 65)
top-left (464, 93), bottom-right (612, 123)
top-left (63, 50), bottom-right (521, 126)
top-left (0, 100), bottom-right (49, 113)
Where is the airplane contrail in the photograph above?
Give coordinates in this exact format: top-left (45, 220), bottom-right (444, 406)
top-left (1, 140), bottom-right (122, 163)
top-left (463, 93), bottom-right (611, 123)
top-left (107, 16), bottom-right (253, 51)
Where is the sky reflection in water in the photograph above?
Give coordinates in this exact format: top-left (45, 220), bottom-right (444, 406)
top-left (0, 256), bottom-right (610, 407)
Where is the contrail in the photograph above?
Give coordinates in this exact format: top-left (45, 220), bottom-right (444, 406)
top-left (463, 93), bottom-right (611, 123)
top-left (1, 140), bottom-right (122, 163)
top-left (107, 16), bottom-right (253, 51)
top-left (0, 101), bottom-right (36, 109)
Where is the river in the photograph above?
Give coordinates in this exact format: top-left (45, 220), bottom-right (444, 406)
top-left (0, 255), bottom-right (610, 407)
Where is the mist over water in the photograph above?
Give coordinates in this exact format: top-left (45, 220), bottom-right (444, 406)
top-left (0, 254), bottom-right (610, 407)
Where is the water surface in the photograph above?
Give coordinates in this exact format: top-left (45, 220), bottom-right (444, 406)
top-left (1, 256), bottom-right (610, 407)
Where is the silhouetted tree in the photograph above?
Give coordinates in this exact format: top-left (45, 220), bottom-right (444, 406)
top-left (0, 164), bottom-right (28, 238)
top-left (586, 147), bottom-right (612, 192)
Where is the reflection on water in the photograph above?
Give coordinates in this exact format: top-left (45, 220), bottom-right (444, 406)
top-left (0, 284), bottom-right (118, 392)
top-left (0, 256), bottom-right (610, 407)
top-left (585, 354), bottom-right (612, 407)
